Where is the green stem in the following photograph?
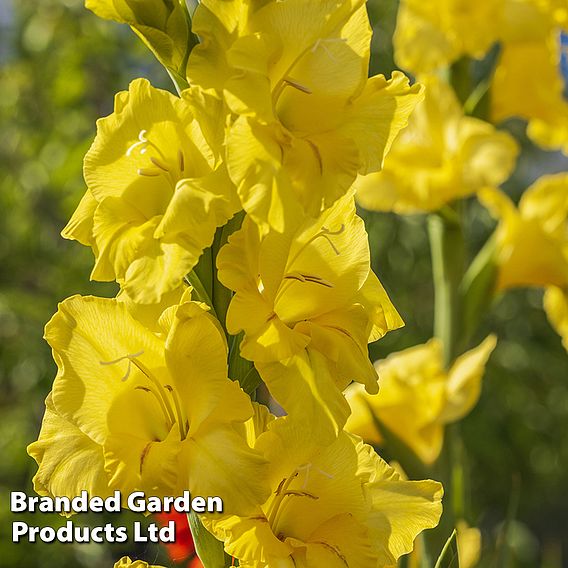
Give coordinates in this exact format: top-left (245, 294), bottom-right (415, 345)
top-left (428, 207), bottom-right (467, 556)
top-left (177, 0), bottom-right (199, 79)
top-left (428, 210), bottom-right (465, 367)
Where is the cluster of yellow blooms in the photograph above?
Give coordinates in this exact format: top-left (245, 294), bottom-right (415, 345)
top-left (350, 3), bottom-right (567, 564)
top-left (27, 1), bottom-right (451, 567)
top-left (26, 0), bottom-right (568, 566)
top-left (395, 0), bottom-right (568, 153)
top-left (348, 0), bottom-right (567, 488)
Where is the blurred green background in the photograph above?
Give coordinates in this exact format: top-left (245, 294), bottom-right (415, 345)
top-left (0, 0), bottom-right (567, 566)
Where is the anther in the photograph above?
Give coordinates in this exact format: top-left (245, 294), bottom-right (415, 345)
top-left (150, 156), bottom-right (170, 172)
top-left (178, 149), bottom-right (185, 173)
top-left (283, 77), bottom-right (312, 94)
top-left (137, 168), bottom-right (161, 177)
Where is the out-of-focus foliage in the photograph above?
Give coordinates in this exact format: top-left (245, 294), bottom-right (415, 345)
top-left (1, 0), bottom-right (567, 567)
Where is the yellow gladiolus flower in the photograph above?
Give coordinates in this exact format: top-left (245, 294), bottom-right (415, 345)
top-left (492, 31), bottom-right (568, 154)
top-left (491, 1), bottom-right (568, 153)
top-left (345, 336), bottom-right (497, 464)
top-left (188, 0), bottom-right (423, 232)
top-left (114, 557), bottom-right (166, 568)
top-left (355, 76), bottom-right (519, 214)
top-left (28, 294), bottom-right (269, 515)
top-left (394, 0), bottom-right (503, 74)
top-left (394, 0), bottom-right (568, 153)
top-left (217, 195), bottom-right (403, 439)
top-left (479, 174), bottom-right (568, 291)
top-left (63, 78), bottom-right (240, 304)
top-left (202, 418), bottom-right (443, 568)
top-left (480, 175), bottom-right (568, 349)
top-left (85, 0), bottom-right (191, 76)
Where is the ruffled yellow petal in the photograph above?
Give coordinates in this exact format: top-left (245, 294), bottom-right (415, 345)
top-left (182, 424), bottom-right (270, 516)
top-left (544, 286), bottom-right (568, 350)
top-left (104, 422), bottom-right (181, 496)
top-left (394, 0), bottom-right (502, 73)
top-left (357, 271), bottom-right (405, 341)
top-left (61, 189), bottom-right (97, 248)
top-left (344, 384), bottom-right (383, 446)
top-left (346, 337), bottom-right (495, 464)
top-left (46, 295), bottom-right (164, 446)
top-left (356, 76), bottom-right (518, 214)
top-left (113, 556), bottom-right (167, 568)
top-left (257, 350), bottom-right (352, 443)
top-left (519, 172), bottom-right (568, 237)
top-left (492, 35), bottom-right (568, 154)
top-left (187, 0), bottom-right (256, 93)
top-left (354, 439), bottom-right (444, 564)
top-left (165, 301), bottom-right (234, 429)
top-left (339, 72), bottom-right (424, 175)
top-left (442, 335), bottom-right (497, 422)
top-left (27, 394), bottom-right (112, 502)
top-left (479, 183), bottom-right (568, 290)
top-left (219, 197), bottom-right (397, 386)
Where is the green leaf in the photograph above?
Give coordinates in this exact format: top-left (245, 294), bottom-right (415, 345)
top-left (188, 511), bottom-right (228, 568)
top-left (228, 332), bottom-right (262, 394)
top-left (434, 529), bottom-right (460, 568)
top-left (184, 271), bottom-right (219, 321)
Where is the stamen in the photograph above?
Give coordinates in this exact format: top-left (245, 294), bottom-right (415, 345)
top-left (150, 156), bottom-right (170, 172)
top-left (101, 352), bottom-right (176, 430)
top-left (134, 385), bottom-right (174, 429)
top-left (127, 129), bottom-right (177, 186)
top-left (165, 385), bottom-right (188, 440)
top-left (178, 149), bottom-right (185, 173)
top-left (306, 139), bottom-right (323, 175)
top-left (266, 472), bottom-right (298, 525)
top-left (282, 273), bottom-right (334, 288)
top-left (271, 489), bottom-right (318, 531)
top-left (137, 167), bottom-right (161, 177)
top-left (140, 442), bottom-right (152, 474)
top-left (130, 358), bottom-right (177, 429)
top-left (283, 77), bottom-right (312, 95)
top-left (319, 224), bottom-right (345, 256)
top-left (285, 223), bottom-right (345, 271)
